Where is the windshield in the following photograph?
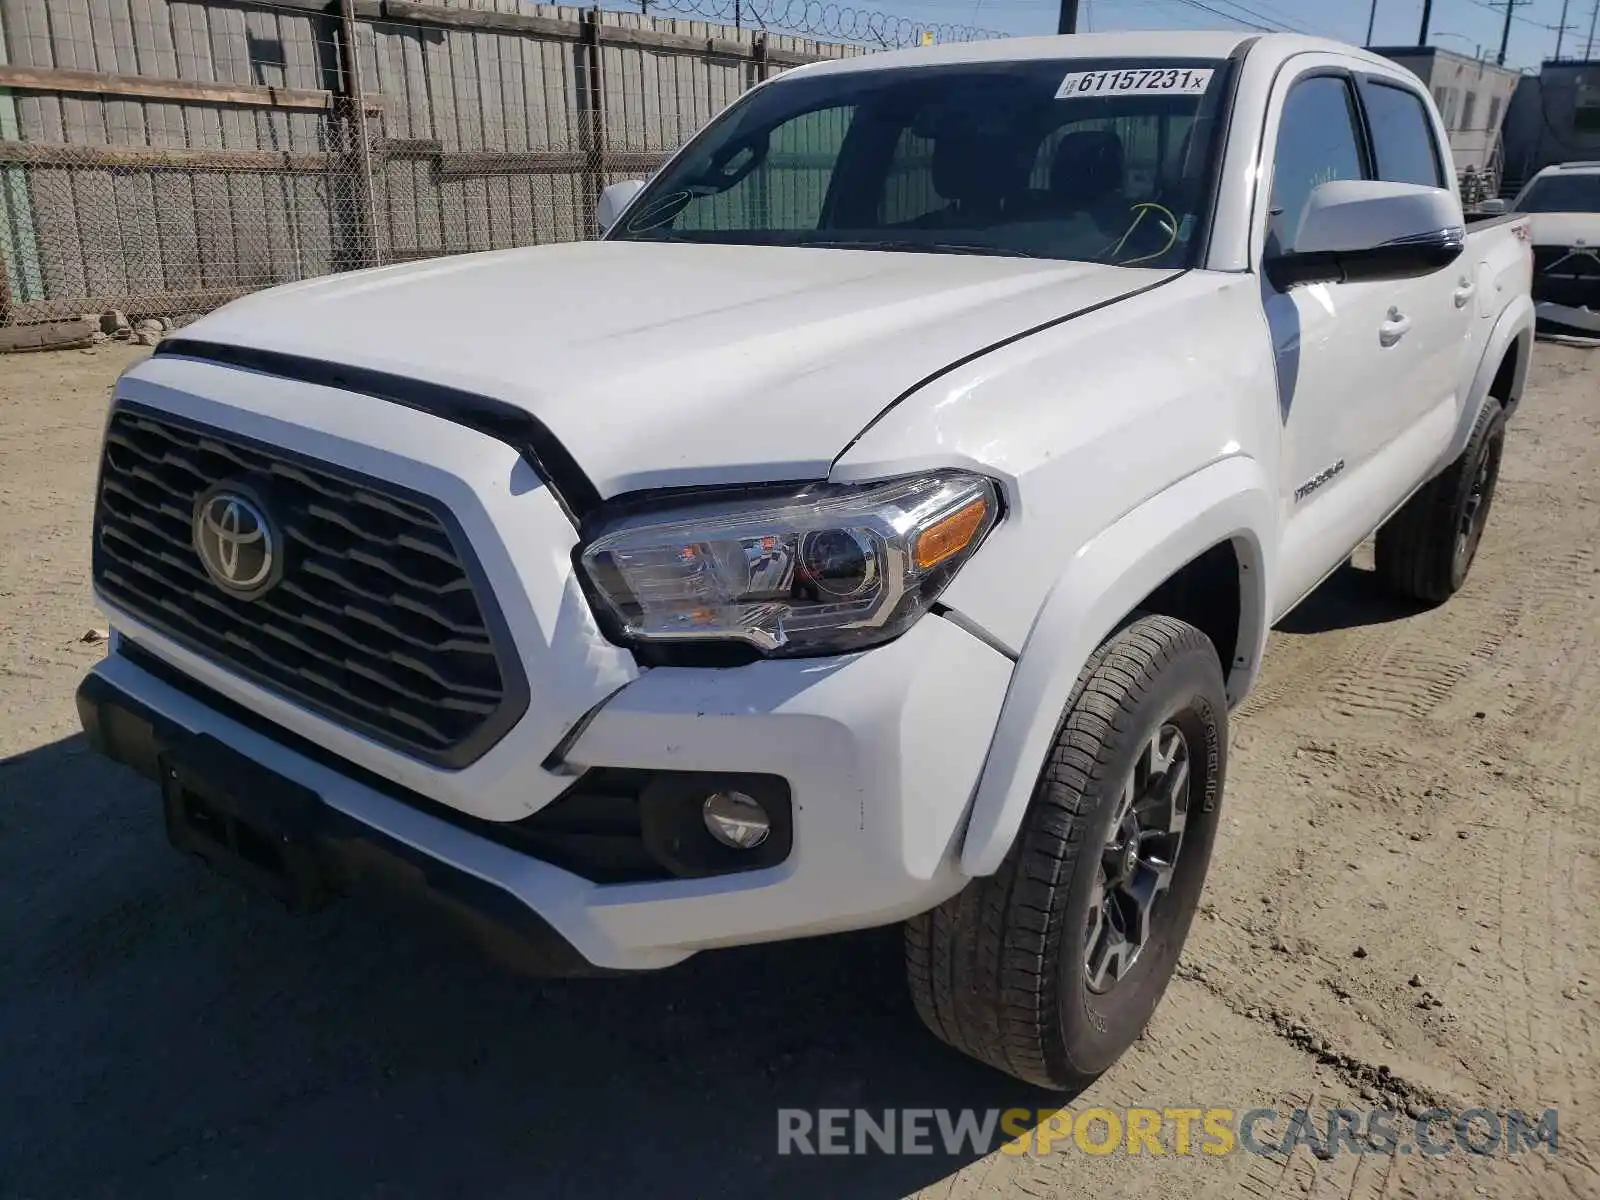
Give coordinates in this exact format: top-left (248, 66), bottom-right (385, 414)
top-left (1517, 173), bottom-right (1600, 213)
top-left (609, 58), bottom-right (1233, 268)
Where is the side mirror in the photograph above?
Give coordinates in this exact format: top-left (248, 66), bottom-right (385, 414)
top-left (1265, 180), bottom-right (1465, 289)
top-left (1477, 197), bottom-right (1507, 214)
top-left (596, 180), bottom-right (645, 234)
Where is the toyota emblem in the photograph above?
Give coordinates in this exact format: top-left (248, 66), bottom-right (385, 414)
top-left (192, 484), bottom-right (280, 600)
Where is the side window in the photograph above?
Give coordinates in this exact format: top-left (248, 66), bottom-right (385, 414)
top-left (1362, 81), bottom-right (1446, 187)
top-left (673, 105), bottom-right (854, 232)
top-left (1268, 75), bottom-right (1367, 251)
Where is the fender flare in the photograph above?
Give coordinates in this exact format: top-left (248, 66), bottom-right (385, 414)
top-left (959, 455), bottom-right (1275, 877)
top-left (1439, 295), bottom-right (1534, 470)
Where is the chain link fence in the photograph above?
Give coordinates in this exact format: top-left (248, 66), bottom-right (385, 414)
top-left (0, 0), bottom-right (1005, 334)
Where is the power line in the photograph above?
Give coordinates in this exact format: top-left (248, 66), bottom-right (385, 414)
top-left (1155, 0), bottom-right (1275, 31)
top-left (1209, 0), bottom-right (1322, 34)
top-left (1464, 0), bottom-right (1563, 31)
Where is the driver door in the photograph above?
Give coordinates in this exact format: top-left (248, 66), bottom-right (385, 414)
top-left (1258, 65), bottom-right (1416, 615)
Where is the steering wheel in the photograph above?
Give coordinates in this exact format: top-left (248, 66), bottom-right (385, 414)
top-left (1106, 202), bottom-right (1180, 266)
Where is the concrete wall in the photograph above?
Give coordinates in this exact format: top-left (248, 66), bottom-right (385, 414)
top-left (1501, 61), bottom-right (1600, 189)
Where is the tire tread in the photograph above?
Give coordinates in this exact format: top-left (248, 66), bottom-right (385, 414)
top-left (904, 614), bottom-right (1220, 1088)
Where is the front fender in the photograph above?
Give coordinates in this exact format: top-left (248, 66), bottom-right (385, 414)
top-left (958, 456), bottom-right (1275, 877)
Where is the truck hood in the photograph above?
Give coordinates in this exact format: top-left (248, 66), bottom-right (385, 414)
top-left (1525, 211), bottom-right (1600, 247)
top-left (184, 240), bottom-right (1173, 498)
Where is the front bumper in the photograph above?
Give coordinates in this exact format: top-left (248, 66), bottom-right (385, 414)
top-left (1534, 300), bottom-right (1600, 340)
top-left (81, 615), bottom-right (1012, 971)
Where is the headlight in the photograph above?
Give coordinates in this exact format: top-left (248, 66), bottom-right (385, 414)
top-left (579, 472), bottom-right (1000, 656)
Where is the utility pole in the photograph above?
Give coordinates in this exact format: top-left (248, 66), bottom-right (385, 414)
top-left (1588, 0), bottom-right (1599, 58)
top-left (1497, 0), bottom-right (1515, 64)
top-left (1556, 0), bottom-right (1570, 58)
top-left (1366, 0), bottom-right (1378, 45)
top-left (1418, 0), bottom-right (1432, 45)
top-left (1059, 0), bottom-right (1080, 35)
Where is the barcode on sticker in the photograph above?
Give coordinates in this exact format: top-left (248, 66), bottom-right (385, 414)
top-left (1055, 67), bottom-right (1215, 99)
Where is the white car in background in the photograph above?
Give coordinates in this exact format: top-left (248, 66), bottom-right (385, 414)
top-left (1492, 161), bottom-right (1600, 340)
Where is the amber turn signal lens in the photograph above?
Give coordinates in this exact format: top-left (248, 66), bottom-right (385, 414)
top-left (913, 497), bottom-right (990, 570)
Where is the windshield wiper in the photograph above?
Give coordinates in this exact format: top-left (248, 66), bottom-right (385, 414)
top-left (804, 238), bottom-right (1042, 259)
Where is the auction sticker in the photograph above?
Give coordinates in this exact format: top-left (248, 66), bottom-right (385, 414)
top-left (1055, 67), bottom-right (1215, 98)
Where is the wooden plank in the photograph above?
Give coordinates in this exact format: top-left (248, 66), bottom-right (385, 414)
top-left (74, 169), bottom-right (127, 298)
top-left (151, 167), bottom-right (201, 290)
top-left (221, 113), bottom-right (273, 284)
top-left (422, 148), bottom-right (671, 176)
top-left (369, 23), bottom-right (410, 257)
top-left (279, 6), bottom-right (328, 155)
top-left (283, 168), bottom-right (328, 278)
top-left (523, 33), bottom-right (554, 244)
top-left (0, 0), bottom-right (55, 70)
top-left (169, 0), bottom-right (213, 81)
top-left (377, 2), bottom-right (823, 64)
top-left (28, 166), bottom-right (89, 305)
top-left (132, 0), bottom-right (186, 147)
top-left (48, 0), bottom-right (97, 71)
top-left (381, 1), bottom-right (585, 44)
top-left (113, 168), bottom-right (166, 296)
top-left (207, 0), bottom-right (250, 85)
top-left (420, 9), bottom-right (460, 252)
top-left (478, 30), bottom-right (510, 247)
top-left (453, 21), bottom-right (488, 250)
top-left (202, 0), bottom-right (380, 13)
top-left (90, 0), bottom-right (145, 152)
top-left (260, 170), bottom-right (298, 282)
top-left (0, 318), bottom-right (96, 351)
top-left (0, 63), bottom-right (384, 110)
top-left (0, 139), bottom-right (332, 169)
top-left (497, 25), bottom-right (531, 247)
top-left (190, 170), bottom-right (234, 288)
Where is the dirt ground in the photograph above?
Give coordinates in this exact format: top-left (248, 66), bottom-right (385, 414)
top-left (1, 340), bottom-right (1597, 1199)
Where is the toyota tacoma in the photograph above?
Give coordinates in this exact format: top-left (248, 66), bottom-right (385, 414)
top-left (78, 31), bottom-right (1534, 1088)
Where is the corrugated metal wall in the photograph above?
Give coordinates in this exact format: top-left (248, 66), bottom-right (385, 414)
top-left (0, 0), bottom-right (861, 324)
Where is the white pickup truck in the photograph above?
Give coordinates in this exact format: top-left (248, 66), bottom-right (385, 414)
top-left (79, 31), bottom-right (1533, 1088)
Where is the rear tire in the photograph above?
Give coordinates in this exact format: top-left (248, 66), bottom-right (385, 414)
top-left (1375, 401), bottom-right (1506, 603)
top-left (904, 614), bottom-right (1227, 1090)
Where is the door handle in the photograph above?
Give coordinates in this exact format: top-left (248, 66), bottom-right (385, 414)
top-left (1379, 308), bottom-right (1411, 347)
top-left (1453, 279), bottom-right (1477, 307)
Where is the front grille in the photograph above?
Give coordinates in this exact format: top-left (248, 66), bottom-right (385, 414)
top-left (93, 405), bottom-right (526, 766)
top-left (1532, 244), bottom-right (1600, 309)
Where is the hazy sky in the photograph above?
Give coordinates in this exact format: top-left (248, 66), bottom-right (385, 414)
top-left (866, 0), bottom-right (1594, 69)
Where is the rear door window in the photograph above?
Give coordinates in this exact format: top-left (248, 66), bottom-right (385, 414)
top-left (1360, 80), bottom-right (1446, 188)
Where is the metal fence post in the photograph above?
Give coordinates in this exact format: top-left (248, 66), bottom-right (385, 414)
top-left (337, 0), bottom-right (381, 268)
top-left (580, 8), bottom-right (608, 233)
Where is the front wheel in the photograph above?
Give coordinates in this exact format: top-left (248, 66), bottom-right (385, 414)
top-left (905, 614), bottom-right (1228, 1090)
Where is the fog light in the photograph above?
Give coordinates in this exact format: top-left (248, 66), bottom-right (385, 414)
top-left (702, 790), bottom-right (770, 849)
